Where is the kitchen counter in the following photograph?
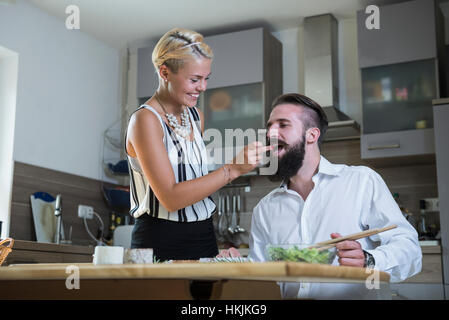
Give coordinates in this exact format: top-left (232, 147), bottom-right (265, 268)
top-left (432, 98), bottom-right (449, 105)
top-left (4, 240), bottom-right (94, 265)
top-left (0, 262), bottom-right (390, 300)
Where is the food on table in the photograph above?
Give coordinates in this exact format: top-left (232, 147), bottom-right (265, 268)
top-left (267, 245), bottom-right (335, 264)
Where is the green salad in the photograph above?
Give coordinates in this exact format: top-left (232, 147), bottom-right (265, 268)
top-left (267, 245), bottom-right (333, 264)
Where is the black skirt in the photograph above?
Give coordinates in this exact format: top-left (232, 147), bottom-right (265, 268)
top-left (130, 214), bottom-right (219, 261)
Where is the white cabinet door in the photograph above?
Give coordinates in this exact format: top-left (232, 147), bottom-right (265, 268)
top-left (205, 28), bottom-right (264, 89)
top-left (357, 0), bottom-right (438, 68)
top-left (361, 128), bottom-right (435, 159)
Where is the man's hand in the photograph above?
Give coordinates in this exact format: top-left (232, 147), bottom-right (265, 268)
top-left (330, 233), bottom-right (365, 267)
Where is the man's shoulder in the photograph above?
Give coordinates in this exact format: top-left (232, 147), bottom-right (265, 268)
top-left (345, 164), bottom-right (376, 173)
top-left (339, 163), bottom-right (380, 179)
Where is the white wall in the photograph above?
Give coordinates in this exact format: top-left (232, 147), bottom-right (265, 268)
top-left (0, 0), bottom-right (122, 181)
top-left (0, 46), bottom-right (18, 238)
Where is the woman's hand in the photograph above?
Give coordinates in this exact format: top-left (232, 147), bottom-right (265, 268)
top-left (228, 141), bottom-right (274, 178)
top-left (216, 247), bottom-right (241, 258)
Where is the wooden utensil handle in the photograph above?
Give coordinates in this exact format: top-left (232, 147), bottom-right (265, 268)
top-left (315, 225), bottom-right (397, 247)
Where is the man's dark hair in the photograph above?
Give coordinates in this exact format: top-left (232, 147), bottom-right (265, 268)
top-left (271, 93), bottom-right (329, 147)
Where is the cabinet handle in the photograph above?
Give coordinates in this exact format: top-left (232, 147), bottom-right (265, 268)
top-left (367, 143), bottom-right (400, 151)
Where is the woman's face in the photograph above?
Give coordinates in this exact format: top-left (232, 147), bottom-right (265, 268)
top-left (166, 57), bottom-right (212, 107)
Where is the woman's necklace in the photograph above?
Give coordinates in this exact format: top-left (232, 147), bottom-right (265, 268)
top-left (155, 94), bottom-right (191, 140)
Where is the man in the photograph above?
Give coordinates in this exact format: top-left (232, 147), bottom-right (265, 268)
top-left (249, 93), bottom-right (422, 299)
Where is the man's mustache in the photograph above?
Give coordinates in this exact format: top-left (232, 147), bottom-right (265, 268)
top-left (267, 138), bottom-right (288, 148)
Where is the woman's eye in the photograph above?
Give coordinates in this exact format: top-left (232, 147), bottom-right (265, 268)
top-left (191, 79), bottom-right (199, 83)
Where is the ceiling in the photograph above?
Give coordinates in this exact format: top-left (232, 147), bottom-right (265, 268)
top-left (23, 0), bottom-right (413, 49)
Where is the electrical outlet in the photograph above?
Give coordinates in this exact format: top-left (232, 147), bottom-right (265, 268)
top-left (423, 198), bottom-right (439, 212)
top-left (78, 205), bottom-right (94, 219)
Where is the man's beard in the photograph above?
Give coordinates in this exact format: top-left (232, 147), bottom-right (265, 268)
top-left (268, 135), bottom-right (306, 182)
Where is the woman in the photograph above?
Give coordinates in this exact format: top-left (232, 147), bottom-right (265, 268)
top-left (126, 28), bottom-right (270, 261)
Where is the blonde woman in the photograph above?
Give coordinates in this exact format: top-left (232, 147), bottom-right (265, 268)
top-left (126, 28), bottom-right (271, 261)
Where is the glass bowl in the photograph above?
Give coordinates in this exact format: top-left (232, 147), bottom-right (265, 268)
top-left (266, 243), bottom-right (337, 264)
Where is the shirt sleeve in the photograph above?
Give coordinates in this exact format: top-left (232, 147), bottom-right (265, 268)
top-left (249, 203), bottom-right (268, 262)
top-left (361, 169), bottom-right (422, 282)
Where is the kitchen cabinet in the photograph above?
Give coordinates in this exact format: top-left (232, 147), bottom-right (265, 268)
top-left (390, 283), bottom-right (444, 300)
top-left (203, 28), bottom-right (282, 116)
top-left (433, 100), bottom-right (449, 298)
top-left (361, 128), bottom-right (435, 160)
top-left (356, 0), bottom-right (445, 68)
top-left (200, 29), bottom-right (282, 172)
top-left (137, 27), bottom-right (282, 102)
top-left (405, 245), bottom-right (443, 284)
top-left (361, 59), bottom-right (438, 134)
top-left (203, 28), bottom-right (281, 90)
top-left (357, 0), bottom-right (446, 162)
top-left (137, 42), bottom-right (158, 99)
top-left (359, 60), bottom-right (440, 161)
top-left (391, 245), bottom-right (445, 299)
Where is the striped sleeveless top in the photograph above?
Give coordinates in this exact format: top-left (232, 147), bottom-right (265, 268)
top-left (127, 105), bottom-right (216, 222)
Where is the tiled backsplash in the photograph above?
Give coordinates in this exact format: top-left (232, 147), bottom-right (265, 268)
top-left (10, 162), bottom-right (119, 246)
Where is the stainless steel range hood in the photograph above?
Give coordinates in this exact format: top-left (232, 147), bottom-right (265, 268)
top-left (304, 14), bottom-right (360, 141)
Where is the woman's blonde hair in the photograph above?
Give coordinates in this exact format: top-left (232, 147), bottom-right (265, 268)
top-left (152, 28), bottom-right (213, 75)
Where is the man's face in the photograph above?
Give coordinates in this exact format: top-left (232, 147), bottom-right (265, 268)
top-left (266, 104), bottom-right (305, 157)
top-left (266, 104), bottom-right (307, 180)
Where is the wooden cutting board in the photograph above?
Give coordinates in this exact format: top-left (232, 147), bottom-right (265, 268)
top-left (0, 262), bottom-right (390, 283)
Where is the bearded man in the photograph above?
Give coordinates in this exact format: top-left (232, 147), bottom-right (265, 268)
top-left (249, 93), bottom-right (422, 300)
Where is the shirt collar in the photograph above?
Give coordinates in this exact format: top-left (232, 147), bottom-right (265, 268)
top-left (317, 155), bottom-right (342, 177)
top-left (276, 156), bottom-right (342, 193)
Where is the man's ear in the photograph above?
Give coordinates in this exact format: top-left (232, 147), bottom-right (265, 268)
top-left (306, 127), bottom-right (321, 144)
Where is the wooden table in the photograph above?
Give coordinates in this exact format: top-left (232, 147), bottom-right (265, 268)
top-left (0, 262), bottom-right (390, 300)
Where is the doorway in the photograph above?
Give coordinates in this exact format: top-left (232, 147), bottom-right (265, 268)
top-left (0, 45), bottom-right (18, 238)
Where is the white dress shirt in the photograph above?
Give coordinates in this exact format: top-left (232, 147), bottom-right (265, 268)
top-left (249, 156), bottom-right (422, 300)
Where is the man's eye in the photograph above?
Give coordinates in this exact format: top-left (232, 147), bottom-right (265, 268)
top-left (191, 79), bottom-right (199, 83)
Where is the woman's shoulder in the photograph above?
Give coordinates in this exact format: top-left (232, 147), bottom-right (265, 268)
top-left (128, 105), bottom-right (165, 135)
top-left (132, 104), bottom-right (163, 122)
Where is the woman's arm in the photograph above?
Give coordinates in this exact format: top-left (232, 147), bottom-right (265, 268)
top-left (127, 108), bottom-right (269, 212)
